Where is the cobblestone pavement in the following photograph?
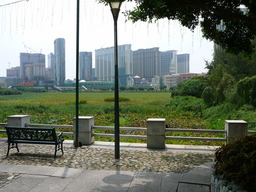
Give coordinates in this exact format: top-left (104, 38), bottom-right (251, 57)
top-left (0, 139), bottom-right (216, 174)
top-left (0, 138), bottom-right (218, 191)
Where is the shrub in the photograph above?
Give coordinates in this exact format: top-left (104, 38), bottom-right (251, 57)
top-left (172, 78), bottom-right (209, 98)
top-left (104, 97), bottom-right (130, 102)
top-left (202, 86), bottom-right (216, 107)
top-left (16, 87), bottom-right (47, 92)
top-left (79, 100), bottom-right (87, 104)
top-left (169, 96), bottom-right (204, 115)
top-left (214, 135), bottom-right (256, 192)
top-left (0, 88), bottom-right (21, 95)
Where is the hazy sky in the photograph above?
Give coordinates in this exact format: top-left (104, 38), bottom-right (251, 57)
top-left (0, 0), bottom-right (214, 79)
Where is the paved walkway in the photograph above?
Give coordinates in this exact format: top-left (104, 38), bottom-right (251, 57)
top-left (0, 140), bottom-right (218, 192)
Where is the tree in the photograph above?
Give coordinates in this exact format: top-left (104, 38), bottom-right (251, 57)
top-left (100, 0), bottom-right (256, 54)
top-left (120, 86), bottom-right (127, 91)
top-left (207, 40), bottom-right (256, 81)
top-left (172, 77), bottom-right (209, 98)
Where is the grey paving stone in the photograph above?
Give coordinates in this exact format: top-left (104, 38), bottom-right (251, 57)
top-left (128, 171), bottom-right (163, 192)
top-left (161, 172), bottom-right (184, 192)
top-left (0, 174), bottom-right (48, 192)
top-left (29, 176), bottom-right (74, 192)
top-left (180, 162), bottom-right (213, 185)
top-left (0, 163), bottom-right (15, 172)
top-left (0, 164), bottom-right (58, 176)
top-left (63, 170), bottom-right (135, 192)
top-left (51, 167), bottom-right (83, 178)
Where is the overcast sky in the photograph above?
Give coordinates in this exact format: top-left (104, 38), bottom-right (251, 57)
top-left (0, 0), bottom-right (214, 79)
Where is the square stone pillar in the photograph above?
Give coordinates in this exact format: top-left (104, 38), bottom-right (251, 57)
top-left (7, 115), bottom-right (30, 127)
top-left (147, 118), bottom-right (166, 149)
top-left (225, 120), bottom-right (247, 143)
top-left (73, 116), bottom-right (94, 146)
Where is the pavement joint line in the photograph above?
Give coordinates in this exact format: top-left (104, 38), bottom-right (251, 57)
top-left (178, 181), bottom-right (210, 186)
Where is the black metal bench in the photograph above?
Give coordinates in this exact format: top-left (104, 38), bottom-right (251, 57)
top-left (5, 126), bottom-right (64, 158)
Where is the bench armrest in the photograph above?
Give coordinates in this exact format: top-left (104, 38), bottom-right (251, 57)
top-left (57, 132), bottom-right (63, 138)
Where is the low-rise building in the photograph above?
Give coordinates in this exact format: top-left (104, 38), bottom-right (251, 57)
top-left (162, 74), bottom-right (180, 89)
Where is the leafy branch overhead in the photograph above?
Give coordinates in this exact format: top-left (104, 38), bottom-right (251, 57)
top-left (99, 0), bottom-right (256, 55)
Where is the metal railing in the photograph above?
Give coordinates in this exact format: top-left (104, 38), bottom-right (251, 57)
top-left (1, 122), bottom-right (256, 142)
top-left (92, 126), bottom-right (226, 142)
top-left (92, 125), bottom-right (147, 140)
top-left (165, 128), bottom-right (226, 142)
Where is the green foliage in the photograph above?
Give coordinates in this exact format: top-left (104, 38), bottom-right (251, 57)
top-left (169, 96), bottom-right (204, 116)
top-left (237, 77), bottom-right (252, 105)
top-left (0, 88), bottom-right (21, 95)
top-left (120, 86), bottom-right (126, 91)
top-left (202, 87), bottom-right (216, 107)
top-left (119, 0), bottom-right (256, 54)
top-left (2, 91), bottom-right (256, 146)
top-left (172, 78), bottom-right (209, 98)
top-left (104, 97), bottom-right (130, 102)
top-left (204, 62), bottom-right (236, 105)
top-left (79, 100), bottom-right (87, 104)
top-left (236, 76), bottom-right (256, 107)
top-left (16, 87), bottom-right (47, 93)
top-left (208, 42), bottom-right (256, 80)
top-left (214, 135), bottom-right (256, 191)
top-left (14, 104), bottom-right (50, 114)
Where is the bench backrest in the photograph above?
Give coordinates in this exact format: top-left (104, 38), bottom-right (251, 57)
top-left (5, 127), bottom-right (57, 142)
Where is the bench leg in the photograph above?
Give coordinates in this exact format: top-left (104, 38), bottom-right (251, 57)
top-left (7, 143), bottom-right (19, 157)
top-left (61, 141), bottom-right (64, 155)
top-left (6, 143), bottom-right (10, 157)
top-left (15, 143), bottom-right (19, 152)
top-left (54, 145), bottom-right (57, 158)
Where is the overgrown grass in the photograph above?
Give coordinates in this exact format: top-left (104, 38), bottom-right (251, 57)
top-left (1, 91), bottom-right (255, 145)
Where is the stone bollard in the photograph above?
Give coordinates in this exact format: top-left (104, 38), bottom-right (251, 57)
top-left (225, 120), bottom-right (247, 143)
top-left (147, 118), bottom-right (166, 149)
top-left (7, 115), bottom-right (31, 127)
top-left (73, 116), bottom-right (94, 146)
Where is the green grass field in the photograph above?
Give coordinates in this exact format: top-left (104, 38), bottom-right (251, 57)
top-left (0, 91), bottom-right (225, 145)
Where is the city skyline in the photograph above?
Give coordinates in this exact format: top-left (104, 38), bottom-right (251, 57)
top-left (5, 42), bottom-right (191, 80)
top-left (0, 0), bottom-right (213, 79)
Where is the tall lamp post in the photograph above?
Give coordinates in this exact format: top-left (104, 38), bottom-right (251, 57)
top-left (109, 1), bottom-right (122, 160)
top-left (75, 0), bottom-right (80, 148)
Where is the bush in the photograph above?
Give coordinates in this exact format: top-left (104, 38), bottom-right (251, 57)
top-left (104, 97), bottom-right (130, 102)
top-left (0, 88), bottom-right (21, 95)
top-left (169, 96), bottom-right (204, 115)
top-left (172, 78), bottom-right (209, 98)
top-left (202, 86), bottom-right (216, 107)
top-left (214, 135), bottom-right (256, 192)
top-left (79, 100), bottom-right (87, 104)
top-left (16, 87), bottom-right (47, 93)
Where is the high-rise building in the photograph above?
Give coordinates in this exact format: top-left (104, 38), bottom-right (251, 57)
top-left (161, 50), bottom-right (177, 75)
top-left (95, 44), bottom-right (133, 86)
top-left (47, 53), bottom-right (55, 81)
top-left (133, 47), bottom-right (160, 81)
top-left (6, 67), bottom-right (20, 78)
top-left (177, 54), bottom-right (189, 73)
top-left (20, 53), bottom-right (45, 80)
top-left (33, 63), bottom-right (46, 81)
top-left (54, 38), bottom-right (65, 86)
top-left (80, 52), bottom-right (92, 81)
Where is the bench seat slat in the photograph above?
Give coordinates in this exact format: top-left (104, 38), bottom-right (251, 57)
top-left (10, 140), bottom-right (58, 145)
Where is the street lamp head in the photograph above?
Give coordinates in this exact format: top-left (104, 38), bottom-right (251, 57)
top-left (109, 1), bottom-right (122, 19)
